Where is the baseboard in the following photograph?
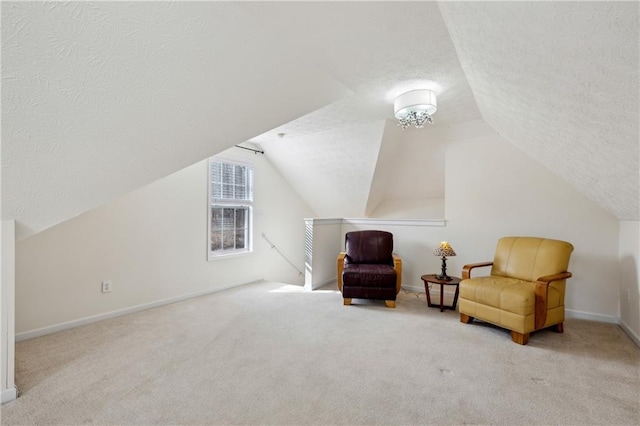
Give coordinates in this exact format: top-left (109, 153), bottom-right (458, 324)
top-left (565, 308), bottom-right (618, 324)
top-left (402, 286), bottom-right (622, 326)
top-left (618, 319), bottom-right (640, 347)
top-left (2, 387), bottom-right (17, 403)
top-left (402, 284), bottom-right (426, 294)
top-left (308, 278), bottom-right (336, 291)
top-left (15, 278), bottom-right (263, 342)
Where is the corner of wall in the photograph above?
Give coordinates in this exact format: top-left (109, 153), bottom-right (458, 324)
top-left (618, 220), bottom-right (640, 345)
top-left (1, 220), bottom-right (17, 403)
top-left (619, 319), bottom-right (640, 347)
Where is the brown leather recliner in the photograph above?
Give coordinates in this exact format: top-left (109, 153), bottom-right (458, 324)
top-left (336, 230), bottom-right (402, 308)
top-left (459, 236), bottom-right (574, 345)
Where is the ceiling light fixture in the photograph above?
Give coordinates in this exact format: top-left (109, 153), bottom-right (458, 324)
top-left (394, 89), bottom-right (437, 129)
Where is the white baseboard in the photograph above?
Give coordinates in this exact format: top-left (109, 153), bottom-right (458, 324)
top-left (403, 286), bottom-right (623, 326)
top-left (2, 387), bottom-right (17, 403)
top-left (564, 308), bottom-right (618, 324)
top-left (618, 320), bottom-right (640, 347)
top-left (15, 278), bottom-right (263, 342)
top-left (308, 278), bottom-right (336, 291)
top-left (402, 284), bottom-right (427, 294)
top-left (403, 284), bottom-right (457, 298)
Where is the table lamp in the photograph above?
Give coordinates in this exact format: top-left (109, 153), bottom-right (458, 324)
top-left (434, 241), bottom-right (456, 281)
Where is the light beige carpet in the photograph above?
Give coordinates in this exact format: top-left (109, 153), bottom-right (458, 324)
top-left (1, 280), bottom-right (639, 425)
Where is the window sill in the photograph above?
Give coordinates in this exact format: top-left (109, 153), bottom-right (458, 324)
top-left (208, 250), bottom-right (253, 261)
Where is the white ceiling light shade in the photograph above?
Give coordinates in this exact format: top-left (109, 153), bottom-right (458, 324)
top-left (394, 89), bottom-right (437, 129)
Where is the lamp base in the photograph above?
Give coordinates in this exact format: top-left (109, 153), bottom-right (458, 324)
top-left (436, 256), bottom-right (452, 281)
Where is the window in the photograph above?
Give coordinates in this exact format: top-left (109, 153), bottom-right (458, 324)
top-left (208, 158), bottom-right (254, 258)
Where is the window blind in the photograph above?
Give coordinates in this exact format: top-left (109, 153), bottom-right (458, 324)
top-left (210, 162), bottom-right (253, 202)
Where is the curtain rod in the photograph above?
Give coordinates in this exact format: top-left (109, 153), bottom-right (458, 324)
top-left (234, 145), bottom-right (264, 155)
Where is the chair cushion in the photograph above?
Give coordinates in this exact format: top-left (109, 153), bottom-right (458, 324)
top-left (460, 276), bottom-right (562, 316)
top-left (345, 230), bottom-right (393, 265)
top-left (491, 237), bottom-right (574, 282)
top-left (342, 264), bottom-right (397, 288)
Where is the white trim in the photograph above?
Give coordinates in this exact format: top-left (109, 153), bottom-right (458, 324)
top-left (303, 218), bottom-right (342, 226)
top-left (2, 220), bottom-right (16, 400)
top-left (402, 284), bottom-right (426, 294)
top-left (619, 319), bottom-right (640, 347)
top-left (303, 218), bottom-right (446, 227)
top-left (563, 308), bottom-right (618, 324)
top-left (401, 287), bottom-right (625, 328)
top-left (308, 278), bottom-right (336, 291)
top-left (343, 218), bottom-right (446, 227)
top-left (207, 157), bottom-right (254, 261)
top-left (16, 278), bottom-right (263, 342)
top-left (402, 284), bottom-right (458, 296)
top-left (1, 386), bottom-right (17, 403)
top-left (209, 248), bottom-right (253, 261)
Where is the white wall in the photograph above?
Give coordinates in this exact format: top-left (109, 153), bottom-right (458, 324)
top-left (12, 121), bottom-right (629, 338)
top-left (619, 221), bottom-right (640, 344)
top-left (15, 147), bottom-right (314, 337)
top-left (370, 198), bottom-right (444, 220)
top-left (304, 219), bottom-right (342, 291)
top-left (316, 125), bottom-right (621, 323)
top-left (1, 220), bottom-right (17, 402)
top-left (444, 131), bottom-right (620, 321)
top-left (339, 219), bottom-right (448, 292)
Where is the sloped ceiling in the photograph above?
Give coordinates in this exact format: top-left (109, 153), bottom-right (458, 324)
top-left (253, 1), bottom-right (639, 221)
top-left (439, 1), bottom-right (639, 220)
top-left (253, 120), bottom-right (387, 218)
top-left (251, 1), bottom-right (481, 218)
top-left (1, 1), bottom-right (351, 237)
top-left (2, 2), bottom-right (639, 239)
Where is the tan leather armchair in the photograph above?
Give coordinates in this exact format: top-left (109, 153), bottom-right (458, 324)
top-left (459, 236), bottom-right (573, 345)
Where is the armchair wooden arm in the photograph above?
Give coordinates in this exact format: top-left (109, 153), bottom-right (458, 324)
top-left (461, 262), bottom-right (493, 280)
top-left (534, 271), bottom-right (573, 329)
top-left (392, 253), bottom-right (402, 294)
top-left (336, 252), bottom-right (346, 292)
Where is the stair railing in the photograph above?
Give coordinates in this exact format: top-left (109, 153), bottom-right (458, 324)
top-left (261, 233), bottom-right (304, 277)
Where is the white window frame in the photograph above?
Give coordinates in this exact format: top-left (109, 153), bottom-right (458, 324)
top-left (207, 157), bottom-right (254, 260)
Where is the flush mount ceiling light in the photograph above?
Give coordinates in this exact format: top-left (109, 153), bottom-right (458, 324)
top-left (394, 89), bottom-right (437, 129)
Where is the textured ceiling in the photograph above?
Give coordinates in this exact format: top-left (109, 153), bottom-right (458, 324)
top-left (252, 2), bottom-right (481, 218)
top-left (257, 120), bottom-right (386, 218)
top-left (1, 1), bottom-right (350, 237)
top-left (2, 1), bottom-right (638, 239)
top-left (439, 1), bottom-right (640, 220)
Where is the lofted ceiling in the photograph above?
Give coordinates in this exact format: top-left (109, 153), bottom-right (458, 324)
top-left (1, 1), bottom-right (351, 237)
top-left (250, 1), bottom-right (481, 218)
top-left (2, 2), bottom-right (638, 239)
top-left (439, 1), bottom-right (639, 220)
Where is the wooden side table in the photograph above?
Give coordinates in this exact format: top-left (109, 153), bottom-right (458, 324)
top-left (421, 274), bottom-right (462, 312)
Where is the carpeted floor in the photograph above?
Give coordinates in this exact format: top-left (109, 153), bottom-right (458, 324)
top-left (1, 280), bottom-right (639, 425)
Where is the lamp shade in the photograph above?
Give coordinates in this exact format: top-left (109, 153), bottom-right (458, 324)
top-left (434, 241), bottom-right (456, 257)
top-left (394, 89), bottom-right (437, 119)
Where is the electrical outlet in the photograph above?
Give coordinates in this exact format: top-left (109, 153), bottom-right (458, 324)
top-left (102, 280), bottom-right (112, 293)
top-left (627, 289), bottom-right (631, 304)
